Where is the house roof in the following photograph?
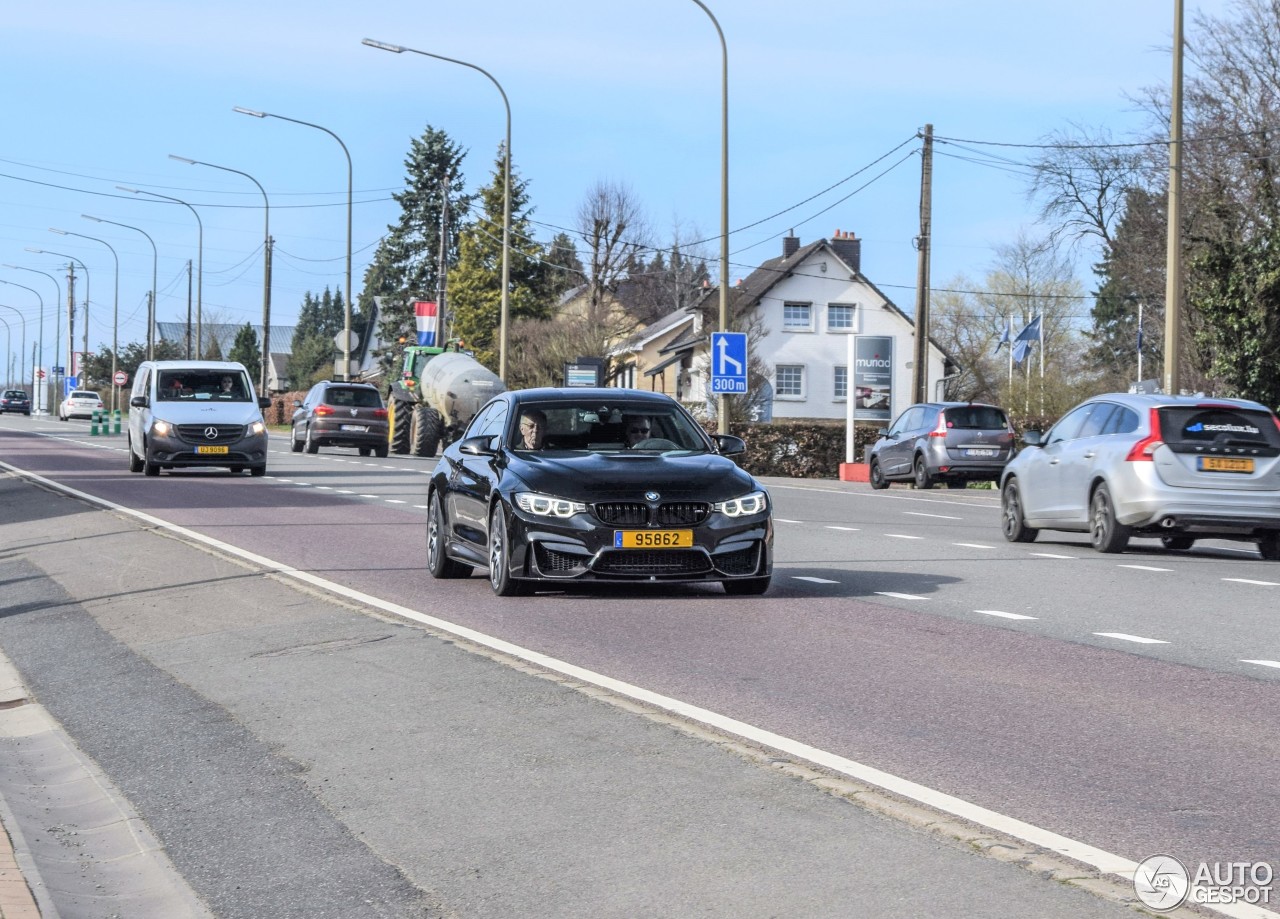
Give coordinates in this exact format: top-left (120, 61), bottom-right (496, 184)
top-left (613, 307), bottom-right (697, 355)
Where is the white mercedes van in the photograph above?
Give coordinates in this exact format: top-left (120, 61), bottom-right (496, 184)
top-left (127, 360), bottom-right (271, 477)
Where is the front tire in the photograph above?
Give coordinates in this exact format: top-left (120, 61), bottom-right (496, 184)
top-left (143, 452), bottom-right (160, 477)
top-left (1089, 483), bottom-right (1131, 553)
top-left (250, 464), bottom-right (266, 477)
top-left (913, 456), bottom-right (934, 490)
top-left (869, 459), bottom-right (889, 490)
top-left (304, 425), bottom-right (319, 454)
top-left (427, 493), bottom-right (472, 579)
top-left (290, 426), bottom-right (303, 453)
top-left (128, 438), bottom-right (144, 473)
top-left (488, 504), bottom-right (527, 596)
top-left (1001, 479), bottom-right (1038, 543)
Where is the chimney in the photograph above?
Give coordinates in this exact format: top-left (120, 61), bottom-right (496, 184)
top-left (782, 232), bottom-right (800, 259)
top-left (829, 229), bottom-right (861, 273)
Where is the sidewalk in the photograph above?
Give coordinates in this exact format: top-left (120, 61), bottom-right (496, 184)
top-left (0, 694), bottom-right (42, 919)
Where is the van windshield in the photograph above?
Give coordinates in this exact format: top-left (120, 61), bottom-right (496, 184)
top-left (159, 371), bottom-right (252, 402)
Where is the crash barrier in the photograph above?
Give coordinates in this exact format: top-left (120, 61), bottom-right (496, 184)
top-left (90, 410), bottom-right (101, 436)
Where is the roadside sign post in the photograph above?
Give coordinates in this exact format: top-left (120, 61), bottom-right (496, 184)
top-left (709, 332), bottom-right (748, 399)
top-left (113, 370), bottom-right (128, 435)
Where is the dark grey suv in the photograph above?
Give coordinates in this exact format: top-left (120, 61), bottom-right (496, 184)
top-left (290, 381), bottom-right (389, 457)
top-left (868, 402), bottom-right (1015, 489)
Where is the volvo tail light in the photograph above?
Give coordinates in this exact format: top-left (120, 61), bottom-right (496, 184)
top-left (1125, 408), bottom-right (1163, 461)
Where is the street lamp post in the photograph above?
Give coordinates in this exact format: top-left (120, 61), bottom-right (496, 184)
top-left (28, 247), bottom-right (88, 389)
top-left (687, 0), bottom-right (731, 434)
top-left (0, 315), bottom-right (10, 389)
top-left (50, 228), bottom-right (118, 408)
top-left (234, 107), bottom-right (354, 381)
top-left (363, 38), bottom-right (511, 382)
top-left (0, 304), bottom-right (26, 392)
top-left (118, 186), bottom-right (203, 358)
top-left (2, 265), bottom-right (61, 409)
top-left (0, 279), bottom-right (44, 411)
top-left (83, 215), bottom-right (158, 361)
top-left (170, 155), bottom-right (272, 395)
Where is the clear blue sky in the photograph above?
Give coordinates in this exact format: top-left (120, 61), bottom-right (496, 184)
top-left (1, 0), bottom-right (1226, 372)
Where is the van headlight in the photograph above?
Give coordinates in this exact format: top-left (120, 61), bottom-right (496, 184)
top-left (515, 492), bottom-right (586, 518)
top-left (250, 420), bottom-right (266, 435)
top-left (715, 491), bottom-right (768, 517)
top-left (152, 420), bottom-right (173, 437)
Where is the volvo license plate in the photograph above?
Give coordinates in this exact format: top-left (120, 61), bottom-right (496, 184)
top-left (1199, 456), bottom-right (1254, 473)
top-left (196, 445), bottom-right (229, 455)
top-left (614, 529), bottom-right (693, 548)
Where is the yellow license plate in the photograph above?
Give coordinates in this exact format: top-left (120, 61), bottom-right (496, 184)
top-left (196, 445), bottom-right (229, 455)
top-left (1199, 456), bottom-right (1254, 473)
top-left (614, 529), bottom-right (693, 548)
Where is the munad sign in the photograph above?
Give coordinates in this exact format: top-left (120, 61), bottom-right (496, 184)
top-left (854, 335), bottom-right (893, 422)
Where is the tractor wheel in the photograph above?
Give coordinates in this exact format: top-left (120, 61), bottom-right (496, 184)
top-left (420, 407), bottom-right (443, 457)
top-left (389, 399), bottom-right (411, 455)
top-left (410, 405), bottom-right (431, 457)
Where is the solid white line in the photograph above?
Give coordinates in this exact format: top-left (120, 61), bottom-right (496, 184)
top-left (12, 459), bottom-right (1277, 919)
top-left (1093, 632), bottom-right (1169, 645)
top-left (885, 534), bottom-right (922, 540)
top-left (824, 526), bottom-right (860, 532)
top-left (954, 543), bottom-right (995, 549)
top-left (1118, 564), bottom-right (1172, 572)
top-left (905, 512), bottom-right (961, 520)
top-left (1223, 578), bottom-right (1280, 587)
top-left (975, 610), bottom-right (1037, 621)
top-left (1031, 553), bottom-right (1075, 559)
top-left (877, 591), bottom-right (927, 600)
top-left (794, 576), bottom-right (840, 584)
top-left (1241, 660), bottom-right (1280, 669)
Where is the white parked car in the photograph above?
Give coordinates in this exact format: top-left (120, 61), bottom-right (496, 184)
top-left (1000, 392), bottom-right (1280, 558)
top-left (59, 390), bottom-right (104, 421)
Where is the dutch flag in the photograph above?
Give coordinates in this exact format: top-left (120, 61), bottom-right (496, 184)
top-left (414, 301), bottom-right (438, 347)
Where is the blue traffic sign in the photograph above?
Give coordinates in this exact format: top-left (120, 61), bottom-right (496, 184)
top-left (709, 332), bottom-right (748, 394)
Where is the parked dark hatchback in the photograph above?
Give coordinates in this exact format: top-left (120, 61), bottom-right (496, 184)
top-left (291, 381), bottom-right (389, 457)
top-left (0, 389), bottom-right (31, 415)
top-left (868, 401), bottom-right (1015, 489)
top-left (426, 388), bottom-right (774, 596)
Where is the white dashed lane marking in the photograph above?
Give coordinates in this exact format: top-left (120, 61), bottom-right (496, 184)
top-left (885, 534), bottom-right (923, 540)
top-left (1031, 553), bottom-right (1076, 559)
top-left (794, 576), bottom-right (840, 584)
top-left (1094, 632), bottom-right (1169, 645)
top-left (954, 543), bottom-right (995, 549)
top-left (877, 592), bottom-right (928, 600)
top-left (1118, 564), bottom-right (1173, 572)
top-left (905, 512), bottom-right (962, 520)
top-left (1242, 660), bottom-right (1280, 669)
top-left (975, 610), bottom-right (1037, 620)
top-left (1223, 578), bottom-right (1279, 586)
top-left (824, 526), bottom-right (860, 532)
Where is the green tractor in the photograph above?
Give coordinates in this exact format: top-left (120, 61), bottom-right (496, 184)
top-left (386, 342), bottom-right (505, 457)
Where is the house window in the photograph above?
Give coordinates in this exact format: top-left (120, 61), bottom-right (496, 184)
top-left (834, 365), bottom-right (848, 400)
top-left (775, 364), bottom-right (805, 398)
top-left (782, 302), bottom-right (813, 331)
top-left (828, 302), bottom-right (856, 332)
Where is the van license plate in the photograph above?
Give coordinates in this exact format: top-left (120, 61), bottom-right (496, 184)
top-left (196, 445), bottom-right (229, 455)
top-left (614, 530), bottom-right (693, 548)
top-left (1199, 456), bottom-right (1254, 473)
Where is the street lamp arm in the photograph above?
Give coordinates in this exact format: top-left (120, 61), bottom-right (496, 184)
top-left (118, 185), bottom-right (205, 358)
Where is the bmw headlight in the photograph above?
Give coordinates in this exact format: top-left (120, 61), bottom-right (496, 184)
top-left (715, 491), bottom-right (768, 517)
top-left (515, 492), bottom-right (586, 518)
top-left (249, 420), bottom-right (266, 435)
top-left (152, 420), bottom-right (173, 437)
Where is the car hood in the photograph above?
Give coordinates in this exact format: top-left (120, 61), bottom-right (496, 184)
top-left (505, 451), bottom-right (760, 502)
top-left (144, 402), bottom-right (264, 425)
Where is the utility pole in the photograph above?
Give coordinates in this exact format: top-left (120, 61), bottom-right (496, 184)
top-left (66, 265), bottom-right (76, 392)
top-left (1163, 0), bottom-right (1184, 395)
top-left (262, 236), bottom-right (273, 394)
top-left (437, 174), bottom-right (450, 346)
top-left (911, 124), bottom-right (933, 404)
top-left (186, 259), bottom-right (193, 359)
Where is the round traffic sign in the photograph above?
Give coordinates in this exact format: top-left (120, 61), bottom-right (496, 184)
top-left (113, 370), bottom-right (128, 386)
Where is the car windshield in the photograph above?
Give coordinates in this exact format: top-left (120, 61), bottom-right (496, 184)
top-left (511, 401), bottom-right (710, 453)
top-left (1159, 405), bottom-right (1280, 449)
top-left (325, 388), bottom-right (382, 408)
top-left (942, 406), bottom-right (1009, 429)
top-left (159, 371), bottom-right (252, 402)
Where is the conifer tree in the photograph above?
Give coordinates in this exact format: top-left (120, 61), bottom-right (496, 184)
top-left (447, 144), bottom-right (552, 369)
top-left (228, 323), bottom-right (261, 373)
top-left (357, 125), bottom-right (469, 373)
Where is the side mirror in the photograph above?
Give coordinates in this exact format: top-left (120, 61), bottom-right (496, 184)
top-left (292, 399), bottom-right (302, 408)
top-left (712, 434), bottom-right (746, 456)
top-left (459, 435), bottom-right (498, 456)
top-left (1022, 430), bottom-right (1043, 447)
top-left (258, 397), bottom-right (272, 409)
top-left (129, 395), bottom-right (147, 408)
top-left (876, 427), bottom-right (889, 439)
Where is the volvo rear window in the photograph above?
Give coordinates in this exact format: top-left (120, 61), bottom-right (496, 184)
top-left (942, 406), bottom-right (1009, 430)
top-left (1159, 406), bottom-right (1280, 449)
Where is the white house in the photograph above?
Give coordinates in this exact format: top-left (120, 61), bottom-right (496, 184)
top-left (687, 231), bottom-right (955, 424)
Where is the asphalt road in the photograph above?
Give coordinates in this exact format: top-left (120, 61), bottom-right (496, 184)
top-left (1, 415), bottom-right (1277, 917)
